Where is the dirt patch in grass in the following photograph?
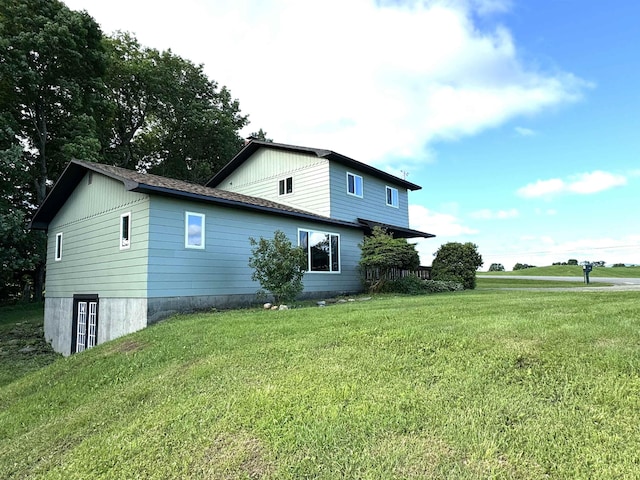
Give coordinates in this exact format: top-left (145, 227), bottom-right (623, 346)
top-left (373, 433), bottom-right (455, 478)
top-left (111, 339), bottom-right (146, 354)
top-left (194, 432), bottom-right (274, 479)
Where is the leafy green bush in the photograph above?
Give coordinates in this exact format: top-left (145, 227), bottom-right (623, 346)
top-left (248, 230), bottom-right (307, 304)
top-left (432, 242), bottom-right (483, 289)
top-left (380, 275), bottom-right (463, 294)
top-left (359, 227), bottom-right (421, 292)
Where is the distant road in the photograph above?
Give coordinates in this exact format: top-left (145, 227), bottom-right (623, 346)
top-left (477, 275), bottom-right (640, 285)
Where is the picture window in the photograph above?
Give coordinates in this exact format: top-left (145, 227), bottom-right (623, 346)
top-left (299, 229), bottom-right (340, 273)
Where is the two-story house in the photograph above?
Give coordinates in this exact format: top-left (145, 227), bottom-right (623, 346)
top-left (31, 140), bottom-right (434, 355)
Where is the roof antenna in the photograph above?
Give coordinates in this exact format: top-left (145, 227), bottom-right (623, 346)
top-left (401, 170), bottom-right (409, 180)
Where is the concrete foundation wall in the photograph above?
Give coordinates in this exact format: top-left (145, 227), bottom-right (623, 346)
top-left (45, 289), bottom-right (362, 356)
top-left (44, 297), bottom-right (74, 356)
top-left (45, 297), bottom-right (148, 356)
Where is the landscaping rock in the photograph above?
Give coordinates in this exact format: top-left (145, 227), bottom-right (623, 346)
top-left (278, 305), bottom-right (289, 311)
top-left (316, 301), bottom-right (326, 307)
top-left (263, 303), bottom-right (272, 309)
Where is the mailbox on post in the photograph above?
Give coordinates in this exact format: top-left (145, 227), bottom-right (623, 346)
top-left (582, 263), bottom-right (593, 284)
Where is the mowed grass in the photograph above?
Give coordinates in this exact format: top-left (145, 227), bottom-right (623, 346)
top-left (483, 265), bottom-right (640, 277)
top-left (2, 291), bottom-right (640, 479)
top-left (476, 277), bottom-right (612, 289)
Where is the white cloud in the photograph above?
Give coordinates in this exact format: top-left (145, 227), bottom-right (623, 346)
top-left (409, 204), bottom-right (478, 237)
top-left (409, 204), bottom-right (478, 264)
top-left (514, 126), bottom-right (536, 136)
top-left (517, 178), bottom-right (565, 198)
top-left (470, 208), bottom-right (518, 220)
top-left (535, 208), bottom-right (557, 216)
top-left (63, 0), bottom-right (588, 166)
top-left (517, 171), bottom-right (627, 198)
top-left (566, 171), bottom-right (627, 194)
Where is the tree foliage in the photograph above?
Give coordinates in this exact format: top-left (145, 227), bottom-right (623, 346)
top-left (248, 230), bottom-right (307, 304)
top-left (358, 227), bottom-right (420, 292)
top-left (513, 263), bottom-right (536, 271)
top-left (0, 2), bottom-right (249, 302)
top-left (488, 263), bottom-right (505, 272)
top-left (101, 32), bottom-right (248, 183)
top-left (431, 242), bottom-right (483, 290)
top-left (0, 0), bottom-right (106, 300)
top-left (0, 0), bottom-right (107, 204)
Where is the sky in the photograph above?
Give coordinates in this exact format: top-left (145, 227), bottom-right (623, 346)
top-left (63, 0), bottom-right (640, 269)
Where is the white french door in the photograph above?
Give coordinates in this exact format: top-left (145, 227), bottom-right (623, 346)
top-left (73, 296), bottom-right (98, 353)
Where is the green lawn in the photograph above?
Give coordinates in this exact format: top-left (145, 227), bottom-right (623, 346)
top-left (476, 277), bottom-right (612, 289)
top-left (2, 291), bottom-right (640, 479)
top-left (483, 265), bottom-right (640, 277)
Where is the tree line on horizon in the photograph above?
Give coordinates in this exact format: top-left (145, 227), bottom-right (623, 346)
top-left (0, 0), bottom-right (267, 303)
top-left (488, 259), bottom-right (631, 272)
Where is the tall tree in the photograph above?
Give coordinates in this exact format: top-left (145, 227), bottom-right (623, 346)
top-left (101, 33), bottom-right (248, 183)
top-left (0, 0), bottom-right (106, 203)
top-left (0, 115), bottom-right (45, 302)
top-left (0, 0), bottom-right (107, 300)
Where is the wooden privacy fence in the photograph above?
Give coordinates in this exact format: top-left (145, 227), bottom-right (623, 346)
top-left (364, 266), bottom-right (432, 283)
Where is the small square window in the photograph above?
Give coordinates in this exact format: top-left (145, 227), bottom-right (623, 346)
top-left (120, 212), bottom-right (131, 250)
top-left (185, 212), bottom-right (205, 249)
top-left (55, 232), bottom-right (63, 261)
top-left (279, 177), bottom-right (293, 195)
top-left (347, 172), bottom-right (363, 197)
top-left (386, 186), bottom-right (399, 208)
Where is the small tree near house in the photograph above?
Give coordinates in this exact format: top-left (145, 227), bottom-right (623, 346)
top-left (248, 230), bottom-right (307, 304)
top-left (359, 226), bottom-right (420, 292)
top-left (432, 242), bottom-right (483, 290)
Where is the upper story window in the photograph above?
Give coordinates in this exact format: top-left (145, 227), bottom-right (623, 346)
top-left (279, 176), bottom-right (293, 195)
top-left (347, 172), bottom-right (363, 197)
top-left (55, 232), bottom-right (63, 261)
top-left (299, 229), bottom-right (340, 273)
top-left (386, 186), bottom-right (399, 208)
top-left (120, 212), bottom-right (131, 250)
top-left (185, 212), bottom-right (205, 249)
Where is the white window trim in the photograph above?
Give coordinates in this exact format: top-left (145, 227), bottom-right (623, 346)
top-left (346, 172), bottom-right (363, 198)
top-left (298, 228), bottom-right (341, 274)
top-left (185, 211), bottom-right (205, 249)
top-left (120, 212), bottom-right (131, 250)
top-left (55, 232), bottom-right (63, 261)
top-left (386, 186), bottom-right (399, 208)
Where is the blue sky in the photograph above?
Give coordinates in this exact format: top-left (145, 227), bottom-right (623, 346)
top-left (64, 0), bottom-right (640, 269)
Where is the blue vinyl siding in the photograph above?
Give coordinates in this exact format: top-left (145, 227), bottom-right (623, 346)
top-left (328, 163), bottom-right (410, 227)
top-left (147, 197), bottom-right (363, 298)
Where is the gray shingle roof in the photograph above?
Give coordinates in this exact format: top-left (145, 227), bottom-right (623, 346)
top-left (30, 160), bottom-right (362, 230)
top-left (206, 140), bottom-right (423, 191)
